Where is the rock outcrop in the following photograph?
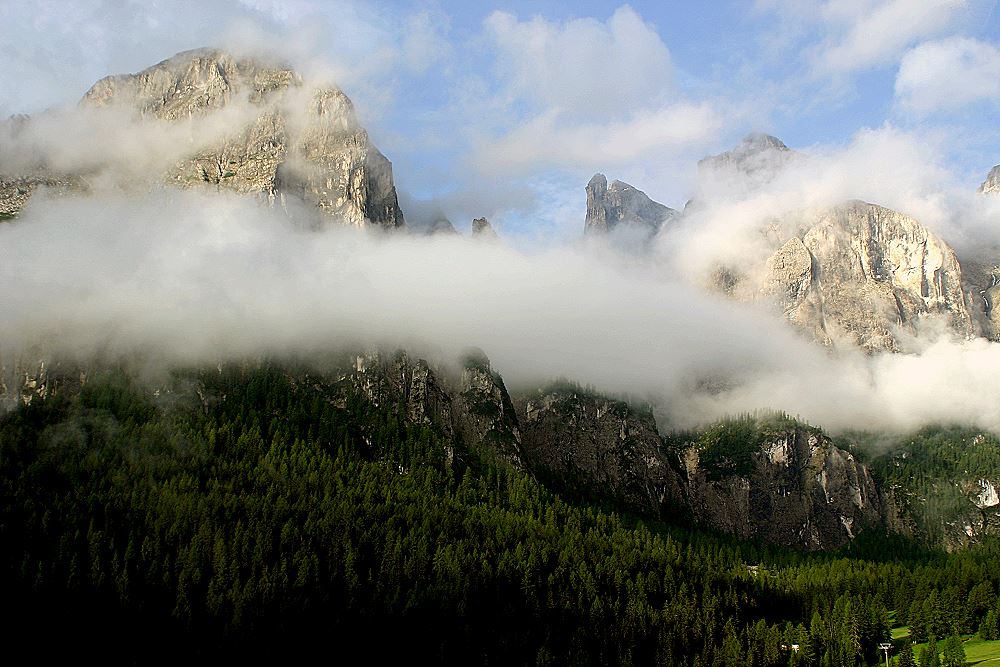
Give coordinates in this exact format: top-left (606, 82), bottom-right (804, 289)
top-left (340, 349), bottom-right (455, 440)
top-left (678, 423), bottom-right (883, 549)
top-left (516, 385), bottom-right (683, 516)
top-left (453, 350), bottom-right (525, 470)
top-left (425, 218), bottom-right (459, 236)
top-left (3, 48), bottom-right (405, 228)
top-left (332, 347), bottom-right (527, 471)
top-left (962, 260), bottom-right (1000, 339)
top-left (471, 217), bottom-right (498, 239)
top-left (584, 173), bottom-right (676, 238)
top-left (513, 383), bottom-right (886, 549)
top-left (979, 165), bottom-right (1000, 195)
top-left (721, 201), bottom-right (977, 351)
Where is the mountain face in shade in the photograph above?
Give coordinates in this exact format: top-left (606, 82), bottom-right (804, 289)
top-left (1, 48), bottom-right (405, 229)
top-left (584, 173), bottom-right (676, 238)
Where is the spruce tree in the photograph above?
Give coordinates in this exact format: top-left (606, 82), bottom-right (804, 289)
top-left (897, 642), bottom-right (916, 667)
top-left (941, 634), bottom-right (965, 667)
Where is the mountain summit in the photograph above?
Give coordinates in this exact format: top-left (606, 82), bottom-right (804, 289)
top-left (2, 48), bottom-right (405, 228)
top-left (584, 173), bottom-right (676, 239)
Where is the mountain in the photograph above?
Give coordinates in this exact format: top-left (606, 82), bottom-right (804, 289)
top-left (471, 216), bottom-right (499, 239)
top-left (584, 173), bottom-right (676, 238)
top-left (1, 48), bottom-right (405, 228)
top-left (755, 201), bottom-right (976, 351)
top-left (698, 132), bottom-right (794, 188)
top-left (695, 135), bottom-right (981, 351)
top-left (979, 165), bottom-right (1000, 195)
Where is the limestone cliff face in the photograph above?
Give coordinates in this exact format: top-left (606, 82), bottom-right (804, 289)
top-left (732, 201), bottom-right (976, 351)
top-left (678, 426), bottom-right (883, 550)
top-left (341, 349), bottom-right (455, 438)
top-left (515, 387), bottom-right (683, 516)
top-left (452, 350), bottom-right (525, 471)
top-left (979, 165), bottom-right (1000, 195)
top-left (961, 260), bottom-right (1000, 339)
top-left (4, 48), bottom-right (404, 228)
top-left (584, 173), bottom-right (676, 238)
top-left (512, 382), bottom-right (885, 549)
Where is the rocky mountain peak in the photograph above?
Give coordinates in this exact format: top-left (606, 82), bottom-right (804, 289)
top-left (979, 165), bottom-right (1000, 195)
top-left (471, 217), bottom-right (498, 239)
top-left (698, 132), bottom-right (793, 185)
top-left (82, 48), bottom-right (301, 119)
top-left (720, 200), bottom-right (979, 351)
top-left (3, 48), bottom-right (405, 229)
top-left (584, 172), bottom-right (675, 238)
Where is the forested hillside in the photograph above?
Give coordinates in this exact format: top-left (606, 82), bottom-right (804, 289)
top-left (2, 362), bottom-right (999, 665)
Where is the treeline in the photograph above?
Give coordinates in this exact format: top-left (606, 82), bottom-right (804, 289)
top-left (0, 364), bottom-right (998, 665)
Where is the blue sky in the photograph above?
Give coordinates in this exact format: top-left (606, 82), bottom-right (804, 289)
top-left (3, 0), bottom-right (1000, 237)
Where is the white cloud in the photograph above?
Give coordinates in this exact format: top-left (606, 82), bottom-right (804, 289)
top-left (484, 6), bottom-right (673, 121)
top-left (469, 6), bottom-right (723, 179)
top-left (471, 102), bottom-right (722, 173)
top-left (818, 0), bottom-right (968, 73)
top-left (755, 0), bottom-right (969, 76)
top-left (895, 36), bottom-right (1000, 114)
top-left (6, 188), bottom-right (1000, 434)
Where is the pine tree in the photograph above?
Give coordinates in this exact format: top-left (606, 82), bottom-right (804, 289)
top-left (896, 642), bottom-right (916, 667)
top-left (941, 634), bottom-right (965, 667)
top-left (920, 634), bottom-right (940, 667)
top-left (981, 608), bottom-right (1000, 640)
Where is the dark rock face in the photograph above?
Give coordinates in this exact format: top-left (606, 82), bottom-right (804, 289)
top-left (678, 426), bottom-right (883, 549)
top-left (452, 350), bottom-right (525, 470)
top-left (426, 218), bottom-right (459, 235)
top-left (516, 386), bottom-right (683, 516)
top-left (343, 349), bottom-right (455, 440)
top-left (584, 173), bottom-right (676, 238)
top-left (337, 347), bottom-right (526, 471)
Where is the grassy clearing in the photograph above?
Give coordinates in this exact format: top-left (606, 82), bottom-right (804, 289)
top-left (895, 634), bottom-right (1000, 665)
top-left (962, 637), bottom-right (1000, 664)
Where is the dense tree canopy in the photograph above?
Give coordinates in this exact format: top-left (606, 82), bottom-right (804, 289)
top-left (0, 363), bottom-right (997, 665)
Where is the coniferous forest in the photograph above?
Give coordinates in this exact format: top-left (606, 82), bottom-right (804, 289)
top-left (2, 363), bottom-right (998, 665)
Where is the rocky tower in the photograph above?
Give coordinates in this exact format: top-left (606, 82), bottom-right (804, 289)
top-left (979, 165), bottom-right (1000, 195)
top-left (4, 48), bottom-right (405, 228)
top-left (584, 173), bottom-right (676, 237)
top-left (471, 217), bottom-right (499, 239)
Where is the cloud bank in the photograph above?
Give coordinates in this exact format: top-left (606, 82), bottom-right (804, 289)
top-left (3, 185), bottom-right (1000, 436)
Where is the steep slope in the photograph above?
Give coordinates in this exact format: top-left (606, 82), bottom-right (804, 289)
top-left (515, 384), bottom-right (683, 516)
top-left (714, 200), bottom-right (976, 351)
top-left (866, 426), bottom-right (1000, 551)
top-left (674, 418), bottom-right (883, 550)
top-left (2, 48), bottom-right (405, 228)
top-left (979, 165), bottom-right (1000, 195)
top-left (514, 383), bottom-right (886, 550)
top-left (770, 201), bottom-right (975, 351)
